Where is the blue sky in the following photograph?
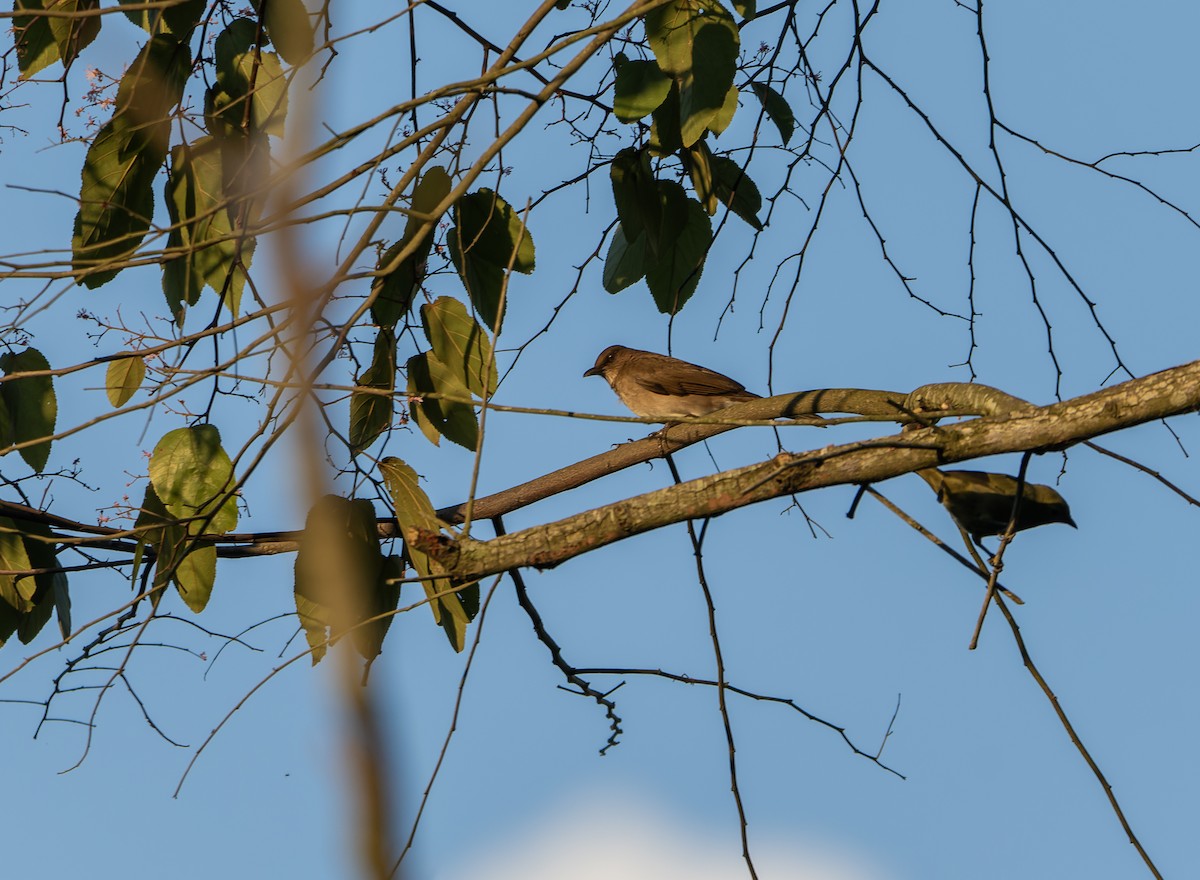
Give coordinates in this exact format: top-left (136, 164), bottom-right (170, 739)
top-left (2, 2), bottom-right (1198, 878)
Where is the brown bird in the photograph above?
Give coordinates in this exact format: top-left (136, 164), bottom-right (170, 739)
top-left (917, 468), bottom-right (1076, 545)
top-left (584, 345), bottom-right (759, 420)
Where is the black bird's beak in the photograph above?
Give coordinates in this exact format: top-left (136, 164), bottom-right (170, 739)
top-left (583, 366), bottom-right (602, 378)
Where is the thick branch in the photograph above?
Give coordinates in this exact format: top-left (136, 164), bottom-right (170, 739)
top-left (413, 359), bottom-right (1200, 579)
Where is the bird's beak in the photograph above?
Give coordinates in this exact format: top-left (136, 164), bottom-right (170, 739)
top-left (583, 366), bottom-right (602, 378)
top-left (1066, 515), bottom-right (1078, 529)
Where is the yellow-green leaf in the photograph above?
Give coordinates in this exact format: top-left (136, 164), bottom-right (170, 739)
top-left (252, 0), bottom-right (314, 66)
top-left (645, 0), bottom-right (739, 147)
top-left (20, 520), bottom-right (70, 638)
top-left (708, 84), bottom-right (739, 136)
top-left (0, 348), bottom-right (57, 473)
top-left (379, 457), bottom-right (475, 652)
top-left (148, 424), bottom-right (239, 534)
top-left (211, 20), bottom-right (289, 137)
top-left (685, 140), bottom-right (718, 215)
top-left (613, 55), bottom-right (672, 123)
top-left (134, 483), bottom-right (188, 601)
top-left (420, 297), bottom-right (497, 398)
top-left (405, 352), bottom-right (478, 451)
top-left (294, 591), bottom-right (330, 664)
top-left (174, 545), bottom-right (216, 613)
top-left (106, 356), bottom-right (146, 408)
top-left (0, 518), bottom-right (35, 613)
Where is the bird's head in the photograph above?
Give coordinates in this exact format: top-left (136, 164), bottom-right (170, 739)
top-left (583, 345), bottom-right (630, 379)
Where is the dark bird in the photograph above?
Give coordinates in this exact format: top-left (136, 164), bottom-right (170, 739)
top-left (917, 468), bottom-right (1076, 545)
top-left (584, 345), bottom-right (759, 420)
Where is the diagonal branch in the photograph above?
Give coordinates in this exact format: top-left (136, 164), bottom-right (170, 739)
top-left (414, 359), bottom-right (1200, 579)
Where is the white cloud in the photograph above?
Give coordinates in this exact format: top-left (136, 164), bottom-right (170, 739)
top-left (437, 788), bottom-right (891, 880)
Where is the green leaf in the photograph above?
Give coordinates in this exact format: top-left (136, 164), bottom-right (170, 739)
top-left (163, 136), bottom-right (256, 320)
top-left (114, 34), bottom-right (192, 131)
top-left (750, 81), bottom-right (795, 146)
top-left (421, 297), bottom-right (497, 398)
top-left (647, 176), bottom-right (691, 259)
top-left (251, 0), bottom-right (314, 66)
top-left (679, 22), bottom-right (739, 146)
top-left (602, 225), bottom-right (648, 293)
top-left (0, 348), bottom-right (57, 473)
top-left (148, 424), bottom-right (239, 534)
top-left (162, 227), bottom-right (201, 323)
top-left (16, 586), bottom-right (54, 645)
top-left (352, 554), bottom-right (404, 661)
top-left (610, 147), bottom-right (658, 247)
top-left (645, 196), bottom-right (712, 314)
top-left (121, 0), bottom-right (205, 35)
top-left (370, 239), bottom-right (420, 328)
top-left (645, 0), bottom-right (739, 147)
top-left (447, 229), bottom-right (507, 334)
top-left (405, 353), bottom-right (479, 452)
top-left (379, 457), bottom-right (476, 652)
top-left (649, 82), bottom-right (683, 156)
top-left (613, 57), bottom-right (672, 123)
top-left (174, 545), bottom-right (216, 613)
top-left (13, 0), bottom-right (101, 79)
top-left (0, 593), bottom-right (20, 647)
top-left (0, 393), bottom-right (13, 449)
top-left (0, 518), bottom-right (35, 613)
top-left (350, 328), bottom-right (397, 455)
top-left (451, 190), bottom-right (535, 272)
top-left (72, 119), bottom-right (164, 288)
top-left (72, 36), bottom-right (191, 288)
top-left (372, 166), bottom-right (453, 327)
top-left (710, 155), bottom-right (764, 230)
top-left (448, 189), bottom-right (535, 332)
top-left (105, 356), bottom-right (146, 408)
top-left (52, 568), bottom-right (71, 638)
top-left (294, 496), bottom-right (383, 664)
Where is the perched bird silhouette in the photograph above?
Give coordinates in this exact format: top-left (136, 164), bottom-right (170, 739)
top-left (584, 345), bottom-right (759, 420)
top-left (917, 468), bottom-right (1076, 545)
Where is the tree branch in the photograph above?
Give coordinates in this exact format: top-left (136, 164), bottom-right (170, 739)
top-left (414, 359), bottom-right (1200, 579)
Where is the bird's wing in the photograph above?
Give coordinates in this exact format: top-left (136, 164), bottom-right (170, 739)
top-left (633, 357), bottom-right (751, 397)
